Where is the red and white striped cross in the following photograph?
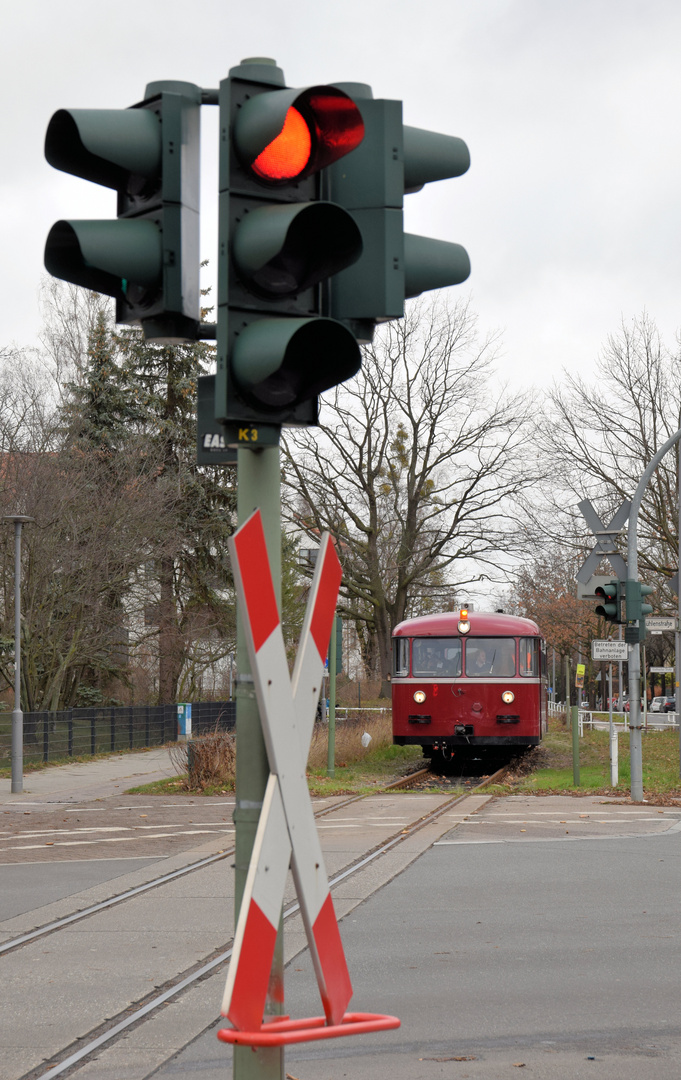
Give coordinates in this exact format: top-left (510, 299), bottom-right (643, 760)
top-left (221, 510), bottom-right (351, 1033)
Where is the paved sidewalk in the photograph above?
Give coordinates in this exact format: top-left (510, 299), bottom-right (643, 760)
top-left (0, 747), bottom-right (176, 804)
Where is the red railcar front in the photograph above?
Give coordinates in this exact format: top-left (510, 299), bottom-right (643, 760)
top-left (392, 609), bottom-right (547, 766)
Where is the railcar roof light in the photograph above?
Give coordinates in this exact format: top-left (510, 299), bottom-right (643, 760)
top-left (458, 607), bottom-right (470, 634)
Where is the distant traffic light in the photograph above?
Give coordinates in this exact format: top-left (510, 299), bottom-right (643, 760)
top-left (45, 80), bottom-right (202, 343)
top-left (214, 59), bottom-right (367, 435)
top-left (594, 581), bottom-right (623, 624)
top-left (625, 580), bottom-right (654, 643)
top-left (325, 86), bottom-right (471, 342)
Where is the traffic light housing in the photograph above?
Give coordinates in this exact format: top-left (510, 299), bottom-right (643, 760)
top-left (324, 85), bottom-right (471, 342)
top-left (45, 80), bottom-right (201, 343)
top-left (625, 580), bottom-right (654, 643)
top-left (215, 59), bottom-right (366, 436)
top-left (594, 581), bottom-right (623, 624)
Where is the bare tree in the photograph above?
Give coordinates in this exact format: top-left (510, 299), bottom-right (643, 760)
top-left (0, 347), bottom-right (58, 453)
top-left (536, 312), bottom-right (681, 609)
top-left (283, 297), bottom-right (538, 695)
top-left (38, 279), bottom-right (112, 399)
top-left (0, 286), bottom-right (237, 710)
top-left (0, 443), bottom-right (170, 711)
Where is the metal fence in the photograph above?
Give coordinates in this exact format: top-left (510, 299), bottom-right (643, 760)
top-left (579, 710), bottom-right (679, 734)
top-left (0, 700), bottom-right (236, 767)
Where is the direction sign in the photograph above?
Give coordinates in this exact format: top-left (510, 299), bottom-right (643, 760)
top-left (646, 617), bottom-right (677, 632)
top-left (591, 639), bottom-right (629, 661)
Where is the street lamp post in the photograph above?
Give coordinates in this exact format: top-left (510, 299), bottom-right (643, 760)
top-left (3, 515), bottom-right (34, 794)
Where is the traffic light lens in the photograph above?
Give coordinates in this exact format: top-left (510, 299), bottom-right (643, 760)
top-left (306, 92), bottom-right (364, 160)
top-left (252, 107), bottom-right (311, 180)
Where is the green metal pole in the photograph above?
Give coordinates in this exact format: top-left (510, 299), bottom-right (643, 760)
top-left (571, 705), bottom-right (580, 786)
top-left (625, 425), bottom-right (681, 801)
top-left (234, 445), bottom-right (284, 1080)
top-left (327, 614), bottom-right (337, 777)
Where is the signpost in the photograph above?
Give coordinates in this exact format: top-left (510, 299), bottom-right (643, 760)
top-left (43, 56), bottom-right (472, 1079)
top-left (591, 640), bottom-right (629, 662)
top-left (646, 617), bottom-right (677, 633)
top-left (220, 510), bottom-right (399, 1046)
top-left (575, 499), bottom-right (630, 584)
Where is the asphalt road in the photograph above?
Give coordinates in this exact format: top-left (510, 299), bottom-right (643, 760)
top-left (0, 794), bottom-right (237, 865)
top-left (155, 796), bottom-right (681, 1080)
top-left (5, 766), bottom-right (681, 1080)
top-left (1, 787), bottom-right (462, 1080)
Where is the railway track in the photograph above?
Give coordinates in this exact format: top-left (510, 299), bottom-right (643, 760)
top-left (1, 770), bottom-right (506, 959)
top-left (7, 779), bottom-right (499, 1080)
top-left (386, 760), bottom-right (510, 791)
top-left (0, 793), bottom-right (364, 958)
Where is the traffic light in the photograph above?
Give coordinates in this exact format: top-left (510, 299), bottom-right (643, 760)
top-left (214, 58), bottom-right (367, 436)
top-left (625, 580), bottom-right (654, 643)
top-left (594, 581), bottom-right (623, 624)
top-left (324, 85), bottom-right (471, 341)
top-left (44, 80), bottom-right (201, 343)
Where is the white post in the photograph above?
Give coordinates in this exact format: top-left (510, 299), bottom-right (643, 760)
top-left (610, 727), bottom-right (619, 787)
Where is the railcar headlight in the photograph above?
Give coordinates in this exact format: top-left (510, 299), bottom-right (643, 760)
top-left (413, 690), bottom-right (427, 704)
top-left (501, 690), bottom-right (515, 704)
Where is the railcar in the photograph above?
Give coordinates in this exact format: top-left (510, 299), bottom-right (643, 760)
top-left (392, 608), bottom-right (547, 768)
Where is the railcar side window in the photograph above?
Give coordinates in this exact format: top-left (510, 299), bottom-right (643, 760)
top-left (412, 638), bottom-right (461, 677)
top-left (520, 637), bottom-right (539, 676)
top-left (393, 638), bottom-right (410, 677)
top-left (465, 637), bottom-right (516, 677)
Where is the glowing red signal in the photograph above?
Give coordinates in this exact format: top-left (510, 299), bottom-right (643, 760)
top-left (241, 89), bottom-right (365, 184)
top-left (252, 107), bottom-right (312, 181)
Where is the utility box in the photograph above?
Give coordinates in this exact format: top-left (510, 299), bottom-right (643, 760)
top-left (177, 703), bottom-right (192, 742)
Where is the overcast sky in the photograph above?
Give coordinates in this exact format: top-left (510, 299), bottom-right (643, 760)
top-left (4, 0), bottom-right (681, 390)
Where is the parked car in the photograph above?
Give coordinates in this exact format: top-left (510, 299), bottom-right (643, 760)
top-left (623, 699), bottom-right (645, 712)
top-left (650, 696), bottom-right (676, 713)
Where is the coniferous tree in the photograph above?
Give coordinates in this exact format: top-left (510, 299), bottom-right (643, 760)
top-left (115, 327), bottom-right (236, 703)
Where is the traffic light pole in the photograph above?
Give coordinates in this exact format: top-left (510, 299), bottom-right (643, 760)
top-left (626, 426), bottom-right (681, 801)
top-left (234, 444), bottom-right (284, 1080)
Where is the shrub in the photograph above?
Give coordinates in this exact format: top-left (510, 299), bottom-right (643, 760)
top-left (170, 731), bottom-right (236, 792)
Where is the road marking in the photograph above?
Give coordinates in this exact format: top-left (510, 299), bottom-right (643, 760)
top-left (0, 821), bottom-right (234, 842)
top-left (7, 829), bottom-right (232, 850)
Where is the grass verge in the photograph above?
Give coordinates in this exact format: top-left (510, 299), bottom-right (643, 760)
top-left (488, 723), bottom-right (681, 804)
top-left (127, 712), bottom-right (424, 797)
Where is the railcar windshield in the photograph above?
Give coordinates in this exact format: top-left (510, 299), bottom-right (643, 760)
top-left (394, 637), bottom-right (410, 677)
top-left (411, 637), bottom-right (462, 677)
top-left (520, 637), bottom-right (539, 676)
top-left (465, 637), bottom-right (516, 677)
